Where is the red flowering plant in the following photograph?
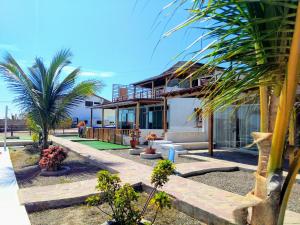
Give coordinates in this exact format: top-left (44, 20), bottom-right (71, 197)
top-left (39, 146), bottom-right (68, 171)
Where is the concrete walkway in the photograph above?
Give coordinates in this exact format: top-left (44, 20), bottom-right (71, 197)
top-left (0, 140), bottom-right (33, 147)
top-left (175, 161), bottom-right (238, 177)
top-left (183, 150), bottom-right (300, 180)
top-left (19, 136), bottom-right (300, 225)
top-left (0, 147), bottom-right (31, 225)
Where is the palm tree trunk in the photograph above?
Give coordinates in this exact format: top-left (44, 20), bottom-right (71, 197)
top-left (251, 3), bottom-right (300, 224)
top-left (42, 126), bottom-right (49, 150)
top-left (260, 86), bottom-right (269, 133)
top-left (268, 2), bottom-right (300, 174)
top-left (265, 3), bottom-right (300, 225)
top-left (268, 94), bottom-right (279, 132)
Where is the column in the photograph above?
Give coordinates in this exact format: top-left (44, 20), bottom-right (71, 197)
top-left (136, 102), bottom-right (140, 129)
top-left (163, 97), bottom-right (168, 133)
top-left (151, 81), bottom-right (154, 98)
top-left (116, 106), bottom-right (119, 129)
top-left (90, 108), bottom-right (93, 127)
top-left (102, 108), bottom-right (105, 128)
top-left (208, 111), bottom-right (214, 156)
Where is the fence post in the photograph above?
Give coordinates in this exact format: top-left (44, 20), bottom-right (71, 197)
top-left (10, 125), bottom-right (13, 137)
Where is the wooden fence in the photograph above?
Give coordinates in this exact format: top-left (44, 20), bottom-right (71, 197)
top-left (86, 128), bottom-right (136, 145)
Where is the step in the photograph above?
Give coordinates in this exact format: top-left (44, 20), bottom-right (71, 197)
top-left (175, 142), bottom-right (209, 150)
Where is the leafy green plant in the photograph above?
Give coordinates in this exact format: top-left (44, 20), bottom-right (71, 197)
top-left (31, 133), bottom-right (39, 143)
top-left (26, 115), bottom-right (41, 143)
top-left (86, 160), bottom-right (175, 225)
top-left (163, 1), bottom-right (300, 224)
top-left (150, 192), bottom-right (172, 225)
top-left (0, 49), bottom-right (102, 150)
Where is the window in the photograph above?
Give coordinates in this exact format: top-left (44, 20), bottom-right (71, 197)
top-left (148, 106), bottom-right (163, 129)
top-left (178, 79), bottom-right (190, 88)
top-left (192, 79), bottom-right (199, 87)
top-left (139, 108), bottom-right (147, 129)
top-left (85, 101), bottom-right (93, 107)
top-left (94, 102), bottom-right (100, 105)
top-left (195, 108), bottom-right (203, 128)
top-left (119, 109), bottom-right (135, 129)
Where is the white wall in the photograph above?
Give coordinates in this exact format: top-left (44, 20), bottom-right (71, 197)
top-left (103, 109), bottom-right (116, 126)
top-left (168, 98), bottom-right (208, 134)
top-left (69, 95), bottom-right (114, 127)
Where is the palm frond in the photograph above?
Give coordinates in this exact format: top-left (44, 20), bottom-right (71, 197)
top-left (163, 0), bottom-right (298, 114)
top-left (0, 49), bottom-right (103, 134)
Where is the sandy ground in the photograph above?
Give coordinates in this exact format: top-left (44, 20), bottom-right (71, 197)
top-left (28, 193), bottom-right (204, 225)
top-left (9, 146), bottom-right (103, 188)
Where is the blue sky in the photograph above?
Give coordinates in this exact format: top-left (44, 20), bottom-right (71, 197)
top-left (0, 0), bottom-right (199, 117)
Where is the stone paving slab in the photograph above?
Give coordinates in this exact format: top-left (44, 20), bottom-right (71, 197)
top-left (175, 161), bottom-right (238, 177)
top-left (19, 177), bottom-right (142, 212)
top-left (19, 135), bottom-right (299, 225)
top-left (0, 140), bottom-right (33, 147)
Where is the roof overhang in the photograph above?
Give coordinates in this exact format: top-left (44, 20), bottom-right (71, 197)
top-left (93, 98), bottom-right (163, 109)
top-left (162, 86), bottom-right (208, 99)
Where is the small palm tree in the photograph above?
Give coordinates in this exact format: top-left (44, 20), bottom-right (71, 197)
top-left (163, 1), bottom-right (300, 224)
top-left (0, 49), bottom-right (101, 149)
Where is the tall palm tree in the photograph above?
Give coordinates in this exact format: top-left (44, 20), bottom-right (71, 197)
top-left (163, 1), bottom-right (300, 224)
top-left (0, 49), bottom-right (101, 149)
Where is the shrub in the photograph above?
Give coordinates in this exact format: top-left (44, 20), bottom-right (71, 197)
top-left (39, 146), bottom-right (68, 171)
top-left (86, 160), bottom-right (175, 225)
top-left (32, 133), bottom-right (39, 142)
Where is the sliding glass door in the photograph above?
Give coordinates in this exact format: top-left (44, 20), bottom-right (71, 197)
top-left (214, 104), bottom-right (260, 149)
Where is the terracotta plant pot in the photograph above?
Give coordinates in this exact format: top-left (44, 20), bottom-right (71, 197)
top-left (145, 147), bottom-right (156, 154)
top-left (130, 139), bottom-right (138, 149)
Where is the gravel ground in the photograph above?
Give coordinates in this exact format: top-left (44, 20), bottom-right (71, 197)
top-left (106, 149), bottom-right (201, 167)
top-left (28, 192), bottom-right (205, 225)
top-left (189, 170), bottom-right (300, 213)
top-left (192, 150), bottom-right (290, 170)
top-left (9, 146), bottom-right (103, 188)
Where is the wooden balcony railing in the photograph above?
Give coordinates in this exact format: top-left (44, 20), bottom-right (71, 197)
top-left (86, 128), bottom-right (139, 145)
top-left (112, 84), bottom-right (165, 102)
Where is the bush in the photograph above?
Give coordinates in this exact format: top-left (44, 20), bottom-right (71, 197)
top-left (39, 146), bottom-right (68, 171)
top-left (86, 160), bottom-right (175, 225)
top-left (32, 133), bottom-right (39, 142)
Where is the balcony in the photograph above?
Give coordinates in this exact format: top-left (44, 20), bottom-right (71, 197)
top-left (112, 84), bottom-right (164, 102)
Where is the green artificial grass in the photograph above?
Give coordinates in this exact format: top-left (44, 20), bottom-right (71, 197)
top-left (76, 140), bottom-right (129, 150)
top-left (60, 135), bottom-right (88, 140)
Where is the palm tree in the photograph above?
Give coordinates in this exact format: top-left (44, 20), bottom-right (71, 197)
top-left (0, 49), bottom-right (101, 149)
top-left (163, 1), bottom-right (300, 224)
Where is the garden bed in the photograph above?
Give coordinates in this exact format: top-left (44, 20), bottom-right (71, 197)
top-left (28, 192), bottom-right (204, 225)
top-left (107, 149), bottom-right (202, 166)
top-left (9, 146), bottom-right (103, 188)
top-left (188, 170), bottom-right (300, 213)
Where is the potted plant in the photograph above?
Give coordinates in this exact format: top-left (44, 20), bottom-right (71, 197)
top-left (86, 160), bottom-right (175, 225)
top-left (145, 133), bottom-right (157, 154)
top-left (129, 129), bottom-right (140, 149)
